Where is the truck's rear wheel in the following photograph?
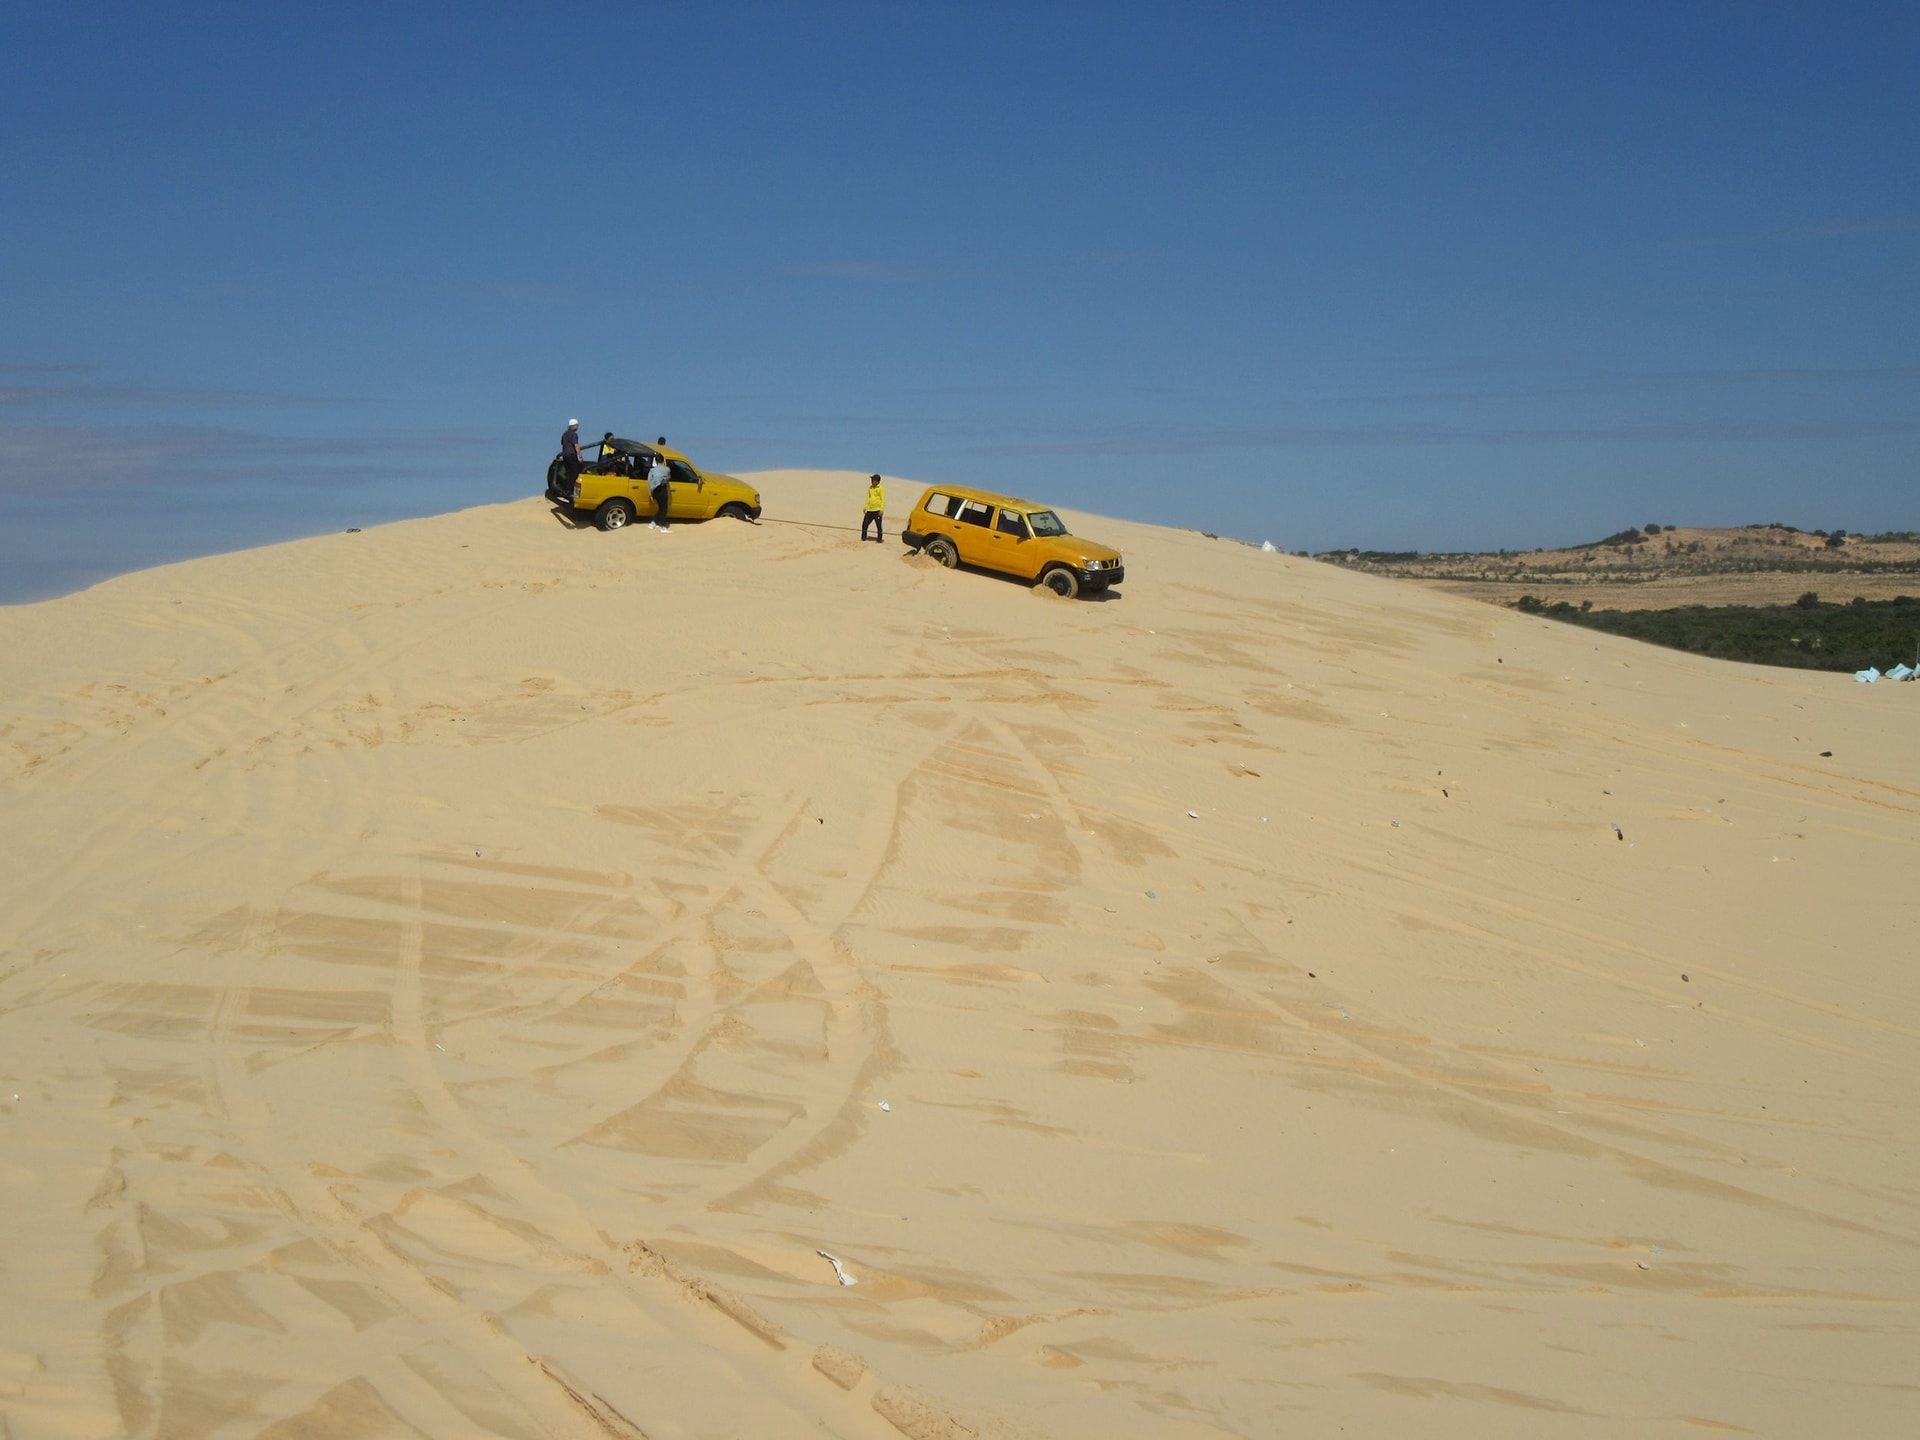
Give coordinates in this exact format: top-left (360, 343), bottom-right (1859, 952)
top-left (596, 498), bottom-right (636, 532)
top-left (1040, 567), bottom-right (1080, 598)
top-left (925, 536), bottom-right (959, 568)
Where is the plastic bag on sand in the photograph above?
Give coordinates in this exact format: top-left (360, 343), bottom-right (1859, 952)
top-left (1854, 667), bottom-right (1881, 683)
top-left (1885, 663), bottom-right (1916, 681)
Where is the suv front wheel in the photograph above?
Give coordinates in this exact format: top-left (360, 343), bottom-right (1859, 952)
top-left (1039, 566), bottom-right (1080, 598)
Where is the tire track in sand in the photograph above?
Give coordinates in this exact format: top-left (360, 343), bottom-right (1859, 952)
top-left (382, 864), bottom-right (921, 1438)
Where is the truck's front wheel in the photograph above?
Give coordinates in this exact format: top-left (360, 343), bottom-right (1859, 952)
top-left (1040, 567), bottom-right (1080, 598)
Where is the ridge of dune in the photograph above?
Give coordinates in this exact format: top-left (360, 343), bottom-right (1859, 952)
top-left (1, 469), bottom-right (1915, 1438)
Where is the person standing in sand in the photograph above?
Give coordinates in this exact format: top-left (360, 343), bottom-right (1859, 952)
top-left (647, 452), bottom-right (673, 532)
top-left (861, 474), bottom-right (886, 542)
top-left (560, 419), bottom-right (585, 491)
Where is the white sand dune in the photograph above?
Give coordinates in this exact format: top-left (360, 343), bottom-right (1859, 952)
top-left (1, 469), bottom-right (1915, 1438)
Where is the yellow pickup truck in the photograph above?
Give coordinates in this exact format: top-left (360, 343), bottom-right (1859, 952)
top-left (902, 483), bottom-right (1124, 597)
top-left (545, 438), bottom-right (762, 531)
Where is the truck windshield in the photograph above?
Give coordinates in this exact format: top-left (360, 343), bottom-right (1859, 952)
top-left (1027, 510), bottom-right (1067, 537)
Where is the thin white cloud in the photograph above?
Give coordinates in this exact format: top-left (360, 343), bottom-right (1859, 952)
top-left (957, 415), bottom-right (1920, 456)
top-left (1678, 214), bottom-right (1920, 247)
top-left (0, 421), bottom-right (506, 497)
top-left (0, 361), bottom-right (95, 377)
top-left (782, 258), bottom-right (984, 284)
top-left (0, 377), bottom-right (359, 410)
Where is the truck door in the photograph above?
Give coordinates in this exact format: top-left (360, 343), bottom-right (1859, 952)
top-left (950, 496), bottom-right (995, 564)
top-left (986, 507), bottom-right (1038, 577)
top-left (666, 460), bottom-right (703, 519)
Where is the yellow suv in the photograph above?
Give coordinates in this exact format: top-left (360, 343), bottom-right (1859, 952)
top-left (545, 438), bottom-right (762, 531)
top-left (902, 484), bottom-right (1124, 597)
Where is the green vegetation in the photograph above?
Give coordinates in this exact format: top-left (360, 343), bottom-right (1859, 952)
top-left (1516, 594), bottom-right (1920, 673)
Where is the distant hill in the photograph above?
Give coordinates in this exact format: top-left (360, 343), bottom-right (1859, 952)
top-left (1319, 524), bottom-right (1920, 612)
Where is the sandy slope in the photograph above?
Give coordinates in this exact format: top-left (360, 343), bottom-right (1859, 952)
top-left (1, 469), bottom-right (1915, 1439)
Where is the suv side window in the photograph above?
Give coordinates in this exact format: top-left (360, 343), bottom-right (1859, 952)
top-left (668, 460), bottom-right (699, 485)
top-left (995, 509), bottom-right (1028, 537)
top-left (956, 499), bottom-right (992, 528)
top-left (924, 492), bottom-right (953, 517)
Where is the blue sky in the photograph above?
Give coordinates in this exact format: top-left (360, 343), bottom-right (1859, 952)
top-left (3, 1), bottom-right (1916, 601)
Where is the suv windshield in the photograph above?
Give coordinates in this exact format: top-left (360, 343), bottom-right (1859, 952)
top-left (1026, 509), bottom-right (1067, 537)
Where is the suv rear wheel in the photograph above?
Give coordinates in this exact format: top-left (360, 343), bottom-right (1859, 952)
top-left (1040, 566), bottom-right (1080, 598)
top-left (924, 536), bottom-right (959, 568)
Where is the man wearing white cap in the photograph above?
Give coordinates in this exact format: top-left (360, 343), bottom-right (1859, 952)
top-left (560, 419), bottom-right (584, 493)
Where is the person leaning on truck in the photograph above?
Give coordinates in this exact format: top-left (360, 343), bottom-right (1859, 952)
top-left (647, 452), bottom-right (673, 532)
top-left (861, 474), bottom-right (885, 542)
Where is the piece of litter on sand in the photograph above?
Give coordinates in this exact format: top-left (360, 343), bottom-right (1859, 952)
top-left (434, 1043), bottom-right (445, 1052)
top-left (1390, 820), bottom-right (1401, 828)
top-left (1145, 890), bottom-right (1157, 899)
top-left (878, 1101), bottom-right (891, 1112)
top-left (1187, 810), bottom-right (1200, 819)
top-left (817, 1250), bottom-right (858, 1286)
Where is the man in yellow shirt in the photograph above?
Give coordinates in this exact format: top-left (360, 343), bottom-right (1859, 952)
top-left (861, 474), bottom-right (886, 543)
